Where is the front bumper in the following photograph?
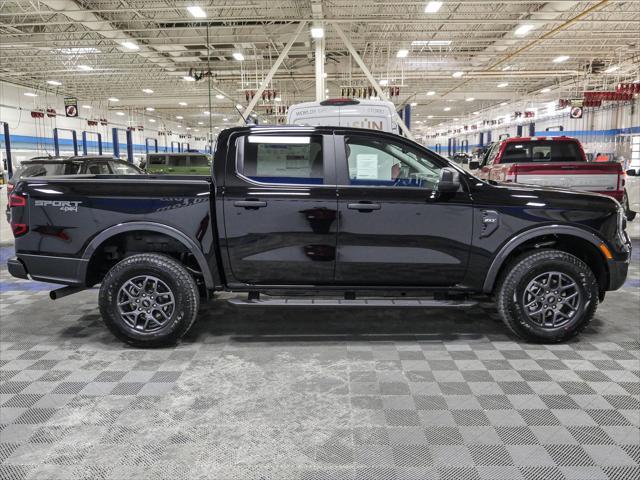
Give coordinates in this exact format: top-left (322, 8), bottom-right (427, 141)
top-left (608, 258), bottom-right (630, 291)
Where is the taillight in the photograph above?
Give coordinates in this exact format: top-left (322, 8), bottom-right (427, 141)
top-left (505, 165), bottom-right (517, 182)
top-left (9, 194), bottom-right (26, 207)
top-left (12, 223), bottom-right (28, 237)
top-left (7, 184), bottom-right (14, 196)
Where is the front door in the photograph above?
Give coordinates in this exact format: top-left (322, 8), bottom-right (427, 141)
top-left (222, 132), bottom-right (338, 285)
top-left (334, 133), bottom-right (473, 286)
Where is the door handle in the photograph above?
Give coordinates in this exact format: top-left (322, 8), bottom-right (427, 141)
top-left (234, 200), bottom-right (267, 209)
top-left (347, 202), bottom-right (381, 211)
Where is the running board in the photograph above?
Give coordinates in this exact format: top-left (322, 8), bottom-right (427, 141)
top-left (228, 298), bottom-right (478, 308)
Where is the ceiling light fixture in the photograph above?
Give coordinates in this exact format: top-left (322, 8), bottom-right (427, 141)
top-left (424, 1), bottom-right (443, 13)
top-left (187, 6), bottom-right (207, 18)
top-left (115, 111), bottom-right (125, 116)
top-left (81, 105), bottom-right (92, 109)
top-left (500, 102), bottom-right (508, 106)
top-left (427, 90), bottom-right (436, 96)
top-left (411, 40), bottom-right (451, 46)
top-left (236, 104), bottom-right (243, 109)
top-left (232, 52), bottom-right (245, 61)
top-left (24, 92), bottom-right (38, 97)
top-left (443, 107), bottom-right (451, 111)
top-left (497, 82), bottom-right (509, 88)
top-left (540, 87), bottom-right (551, 93)
top-left (379, 79), bottom-right (388, 86)
top-left (121, 41), bottom-right (139, 50)
top-left (142, 88), bottom-right (154, 94)
top-left (146, 107), bottom-right (155, 111)
top-left (215, 94), bottom-right (224, 99)
top-left (176, 115), bottom-right (184, 120)
top-left (553, 55), bottom-right (570, 63)
top-left (452, 71), bottom-right (464, 78)
top-left (310, 27), bottom-right (324, 39)
top-left (77, 65), bottom-right (93, 71)
top-left (182, 75), bottom-right (196, 81)
top-left (108, 97), bottom-right (119, 102)
top-left (178, 101), bottom-right (188, 106)
top-left (465, 97), bottom-right (474, 102)
top-left (274, 96), bottom-right (282, 102)
top-left (46, 80), bottom-right (62, 86)
top-left (149, 118), bottom-right (156, 123)
top-left (428, 115), bottom-right (434, 118)
top-left (604, 65), bottom-right (620, 73)
top-left (514, 24), bottom-right (534, 37)
top-left (472, 111), bottom-right (479, 115)
top-left (410, 102), bottom-right (418, 107)
top-left (396, 49), bottom-right (409, 58)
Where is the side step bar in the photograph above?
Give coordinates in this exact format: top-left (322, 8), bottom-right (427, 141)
top-left (228, 298), bottom-right (478, 308)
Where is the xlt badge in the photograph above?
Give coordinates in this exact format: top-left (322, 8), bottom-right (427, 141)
top-left (480, 210), bottom-right (500, 238)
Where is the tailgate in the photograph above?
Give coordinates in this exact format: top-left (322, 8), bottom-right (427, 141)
top-left (514, 162), bottom-right (620, 192)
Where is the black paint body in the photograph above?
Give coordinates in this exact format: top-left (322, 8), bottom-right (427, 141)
top-left (8, 126), bottom-right (631, 295)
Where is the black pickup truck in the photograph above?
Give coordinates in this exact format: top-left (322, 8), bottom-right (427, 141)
top-left (7, 126), bottom-right (631, 346)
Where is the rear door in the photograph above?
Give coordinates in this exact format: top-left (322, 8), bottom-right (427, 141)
top-left (222, 131), bottom-right (338, 285)
top-left (334, 133), bottom-right (473, 286)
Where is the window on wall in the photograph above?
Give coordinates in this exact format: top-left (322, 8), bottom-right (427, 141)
top-left (345, 135), bottom-right (442, 189)
top-left (240, 135), bottom-right (324, 184)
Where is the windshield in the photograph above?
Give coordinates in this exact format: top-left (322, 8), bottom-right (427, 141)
top-left (14, 162), bottom-right (81, 178)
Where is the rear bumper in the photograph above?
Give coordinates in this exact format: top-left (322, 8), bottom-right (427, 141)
top-left (8, 254), bottom-right (87, 285)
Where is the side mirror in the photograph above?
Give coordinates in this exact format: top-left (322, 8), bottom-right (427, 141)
top-left (626, 169), bottom-right (638, 177)
top-left (468, 160), bottom-right (480, 170)
top-left (437, 167), bottom-right (460, 193)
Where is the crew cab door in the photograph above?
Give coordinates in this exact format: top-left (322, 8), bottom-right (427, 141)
top-left (334, 133), bottom-right (472, 286)
top-left (222, 132), bottom-right (338, 285)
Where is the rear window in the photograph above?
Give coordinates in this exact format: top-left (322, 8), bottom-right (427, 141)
top-left (14, 162), bottom-right (81, 178)
top-left (500, 140), bottom-right (582, 163)
top-left (189, 155), bottom-right (209, 167)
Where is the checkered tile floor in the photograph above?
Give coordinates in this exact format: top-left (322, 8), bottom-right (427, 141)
top-left (1, 244), bottom-right (639, 480)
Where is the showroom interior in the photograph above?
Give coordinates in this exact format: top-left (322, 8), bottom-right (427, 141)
top-left (0, 1), bottom-right (639, 479)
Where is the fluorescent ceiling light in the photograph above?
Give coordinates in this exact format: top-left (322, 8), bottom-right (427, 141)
top-left (452, 71), bottom-right (464, 78)
top-left (427, 90), bottom-right (436, 96)
top-left (121, 41), bottom-right (139, 50)
top-left (183, 75), bottom-right (196, 81)
top-left (465, 97), bottom-right (474, 102)
top-left (310, 27), bottom-right (324, 39)
top-left (198, 122), bottom-right (203, 125)
top-left (178, 101), bottom-right (188, 106)
top-left (325, 88), bottom-right (329, 93)
top-left (553, 55), bottom-right (570, 63)
top-left (472, 111), bottom-right (479, 115)
top-left (203, 111), bottom-right (210, 115)
top-left (46, 80), bottom-right (62, 86)
top-left (186, 127), bottom-right (191, 130)
top-left (454, 118), bottom-right (459, 121)
top-left (411, 40), bottom-right (451, 46)
top-left (142, 88), bottom-right (153, 94)
top-left (502, 65), bottom-right (512, 71)
top-left (540, 87), bottom-right (551, 93)
top-left (177, 125), bottom-right (182, 128)
top-left (215, 94), bottom-right (224, 99)
top-left (223, 118), bottom-right (229, 121)
top-left (497, 82), bottom-right (509, 88)
top-left (115, 111), bottom-right (125, 116)
top-left (236, 104), bottom-right (243, 109)
top-left (443, 107), bottom-right (451, 111)
top-left (187, 6), bottom-right (207, 18)
top-left (108, 97), bottom-right (119, 102)
top-left (176, 115), bottom-right (184, 119)
top-left (24, 92), bottom-right (38, 97)
top-left (149, 118), bottom-right (156, 123)
top-left (514, 24), bottom-right (534, 37)
top-left (77, 65), bottom-right (93, 71)
top-left (410, 102), bottom-right (418, 106)
top-left (145, 107), bottom-right (155, 111)
top-left (604, 65), bottom-right (620, 73)
top-left (500, 102), bottom-right (508, 106)
top-left (274, 96), bottom-right (282, 101)
top-left (232, 52), bottom-right (245, 61)
top-left (379, 79), bottom-right (388, 86)
top-left (425, 1), bottom-right (443, 13)
top-left (428, 115), bottom-right (433, 118)
top-left (396, 49), bottom-right (409, 58)
top-left (81, 105), bottom-right (92, 109)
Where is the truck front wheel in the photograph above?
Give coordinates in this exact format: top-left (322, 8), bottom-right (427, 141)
top-left (496, 249), bottom-right (598, 342)
top-left (99, 254), bottom-right (200, 347)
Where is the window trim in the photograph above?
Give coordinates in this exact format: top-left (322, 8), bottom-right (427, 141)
top-left (233, 133), bottom-right (335, 187)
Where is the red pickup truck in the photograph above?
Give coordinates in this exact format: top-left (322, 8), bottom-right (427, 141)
top-left (471, 136), bottom-right (633, 219)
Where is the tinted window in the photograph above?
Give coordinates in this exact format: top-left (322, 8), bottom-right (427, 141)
top-left (110, 162), bottom-right (142, 175)
top-left (14, 162), bottom-right (81, 178)
top-left (240, 135), bottom-right (323, 184)
top-left (345, 135), bottom-right (441, 189)
top-left (500, 141), bottom-right (582, 163)
top-left (167, 156), bottom-right (188, 167)
top-left (148, 155), bottom-right (166, 165)
top-left (87, 162), bottom-right (112, 174)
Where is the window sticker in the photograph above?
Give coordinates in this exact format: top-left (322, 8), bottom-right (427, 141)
top-left (356, 154), bottom-right (379, 179)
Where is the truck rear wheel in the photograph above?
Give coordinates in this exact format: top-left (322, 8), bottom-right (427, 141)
top-left (496, 249), bottom-right (598, 343)
top-left (98, 254), bottom-right (199, 347)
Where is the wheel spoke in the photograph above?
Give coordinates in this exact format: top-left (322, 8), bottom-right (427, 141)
top-left (117, 275), bottom-right (175, 333)
top-left (523, 271), bottom-right (581, 329)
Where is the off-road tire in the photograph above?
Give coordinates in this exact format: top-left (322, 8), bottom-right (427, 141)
top-left (496, 249), bottom-right (598, 343)
top-left (99, 254), bottom-right (199, 347)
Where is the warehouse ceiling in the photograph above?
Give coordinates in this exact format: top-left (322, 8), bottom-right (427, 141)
top-left (1, 0), bottom-right (639, 131)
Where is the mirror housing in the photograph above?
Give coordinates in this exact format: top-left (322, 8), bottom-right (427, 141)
top-left (626, 168), bottom-right (638, 177)
top-left (437, 167), bottom-right (461, 193)
top-left (468, 160), bottom-right (480, 170)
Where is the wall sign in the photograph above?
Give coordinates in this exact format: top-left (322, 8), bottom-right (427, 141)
top-left (64, 97), bottom-right (78, 117)
top-left (570, 106), bottom-right (583, 119)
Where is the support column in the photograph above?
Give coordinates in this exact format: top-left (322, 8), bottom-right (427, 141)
top-left (315, 36), bottom-right (325, 102)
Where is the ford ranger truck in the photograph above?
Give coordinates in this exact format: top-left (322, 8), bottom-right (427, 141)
top-left (7, 126), bottom-right (631, 347)
top-left (471, 136), bottom-right (634, 219)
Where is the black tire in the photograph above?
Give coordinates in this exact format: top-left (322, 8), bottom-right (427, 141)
top-left (496, 249), bottom-right (598, 343)
top-left (98, 253), bottom-right (199, 347)
top-left (623, 191), bottom-right (636, 222)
